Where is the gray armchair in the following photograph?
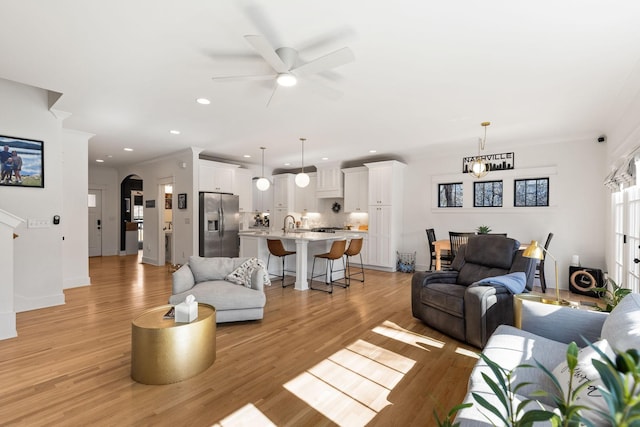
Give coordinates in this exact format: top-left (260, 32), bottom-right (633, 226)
top-left (411, 235), bottom-right (536, 348)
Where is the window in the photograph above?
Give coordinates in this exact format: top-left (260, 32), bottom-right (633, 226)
top-left (439, 183), bottom-right (463, 207)
top-left (474, 180), bottom-right (503, 207)
top-left (514, 178), bottom-right (549, 207)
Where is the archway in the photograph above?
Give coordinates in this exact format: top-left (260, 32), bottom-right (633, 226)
top-left (120, 174), bottom-right (143, 255)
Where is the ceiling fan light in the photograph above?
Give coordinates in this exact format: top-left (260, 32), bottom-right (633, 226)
top-left (276, 73), bottom-right (297, 87)
top-left (295, 172), bottom-right (310, 188)
top-left (256, 177), bottom-right (271, 191)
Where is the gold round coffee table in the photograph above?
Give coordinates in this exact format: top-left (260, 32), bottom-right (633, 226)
top-left (131, 303), bottom-right (216, 384)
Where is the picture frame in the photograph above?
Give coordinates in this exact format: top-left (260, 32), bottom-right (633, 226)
top-left (0, 134), bottom-right (44, 188)
top-left (177, 193), bottom-right (187, 209)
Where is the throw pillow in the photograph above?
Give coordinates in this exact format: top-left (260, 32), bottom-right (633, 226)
top-left (551, 339), bottom-right (615, 424)
top-left (601, 293), bottom-right (640, 352)
top-left (225, 258), bottom-right (270, 288)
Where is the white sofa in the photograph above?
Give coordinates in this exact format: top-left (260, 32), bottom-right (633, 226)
top-left (454, 293), bottom-right (640, 426)
top-left (169, 256), bottom-right (267, 323)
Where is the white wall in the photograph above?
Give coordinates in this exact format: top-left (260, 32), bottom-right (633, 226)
top-left (402, 136), bottom-right (608, 289)
top-left (0, 78), bottom-right (90, 319)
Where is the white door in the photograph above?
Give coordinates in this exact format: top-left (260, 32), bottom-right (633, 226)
top-left (612, 185), bottom-right (640, 292)
top-left (88, 189), bottom-right (102, 257)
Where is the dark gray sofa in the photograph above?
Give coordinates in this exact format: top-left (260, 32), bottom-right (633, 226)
top-left (411, 235), bottom-right (536, 348)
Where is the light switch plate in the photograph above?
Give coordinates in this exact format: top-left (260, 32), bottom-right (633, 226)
top-left (28, 218), bottom-right (50, 228)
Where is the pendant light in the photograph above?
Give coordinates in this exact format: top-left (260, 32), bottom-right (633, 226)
top-left (469, 122), bottom-right (491, 179)
top-left (295, 137), bottom-right (310, 188)
top-left (256, 147), bottom-right (270, 191)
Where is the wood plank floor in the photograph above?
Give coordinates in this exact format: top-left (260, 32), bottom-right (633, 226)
top-left (0, 255), bottom-right (482, 426)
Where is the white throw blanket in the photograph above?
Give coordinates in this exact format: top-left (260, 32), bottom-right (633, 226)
top-left (225, 257), bottom-right (271, 288)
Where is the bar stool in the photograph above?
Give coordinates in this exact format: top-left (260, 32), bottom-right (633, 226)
top-left (344, 237), bottom-right (365, 285)
top-left (266, 239), bottom-right (296, 288)
top-left (310, 239), bottom-right (347, 294)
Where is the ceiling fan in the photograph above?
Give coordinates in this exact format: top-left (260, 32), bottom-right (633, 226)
top-left (212, 34), bottom-right (355, 105)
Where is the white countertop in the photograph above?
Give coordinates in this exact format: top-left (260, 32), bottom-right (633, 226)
top-left (239, 230), bottom-right (363, 241)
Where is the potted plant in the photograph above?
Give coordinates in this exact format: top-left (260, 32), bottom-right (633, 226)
top-left (477, 225), bottom-right (492, 234)
top-left (594, 277), bottom-right (632, 312)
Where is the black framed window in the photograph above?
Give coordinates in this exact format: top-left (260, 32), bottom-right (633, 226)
top-left (514, 178), bottom-right (549, 207)
top-left (439, 182), bottom-right (463, 207)
top-left (474, 180), bottom-right (503, 207)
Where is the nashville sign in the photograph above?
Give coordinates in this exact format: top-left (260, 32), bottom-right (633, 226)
top-left (462, 152), bottom-right (514, 174)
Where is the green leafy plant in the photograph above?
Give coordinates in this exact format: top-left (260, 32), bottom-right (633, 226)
top-left (434, 402), bottom-right (473, 427)
top-left (477, 225), bottom-right (492, 234)
top-left (439, 343), bottom-right (640, 426)
top-left (594, 277), bottom-right (632, 312)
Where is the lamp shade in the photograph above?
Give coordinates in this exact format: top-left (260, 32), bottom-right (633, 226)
top-left (522, 240), bottom-right (544, 260)
top-left (295, 172), bottom-right (310, 188)
top-left (276, 73), bottom-right (297, 87)
top-left (256, 177), bottom-right (270, 191)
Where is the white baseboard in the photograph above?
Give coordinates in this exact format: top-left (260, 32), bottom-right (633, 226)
top-left (63, 276), bottom-right (91, 289)
top-left (0, 311), bottom-right (17, 340)
top-left (14, 293), bottom-right (65, 313)
top-left (141, 256), bottom-right (162, 266)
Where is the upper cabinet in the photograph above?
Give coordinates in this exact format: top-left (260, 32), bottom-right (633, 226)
top-left (365, 160), bottom-right (406, 206)
top-left (233, 168), bottom-right (253, 213)
top-left (273, 174), bottom-right (295, 208)
top-left (316, 162), bottom-right (344, 198)
top-left (252, 178), bottom-right (273, 213)
top-left (199, 159), bottom-right (237, 193)
top-left (294, 172), bottom-right (318, 213)
top-left (342, 167), bottom-right (368, 213)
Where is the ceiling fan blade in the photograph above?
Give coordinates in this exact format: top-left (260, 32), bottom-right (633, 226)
top-left (266, 81), bottom-right (279, 108)
top-left (212, 74), bottom-right (275, 82)
top-left (244, 35), bottom-right (290, 73)
top-left (292, 47), bottom-right (355, 77)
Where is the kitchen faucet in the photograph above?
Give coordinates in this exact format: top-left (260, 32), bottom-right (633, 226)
top-left (283, 215), bottom-right (296, 233)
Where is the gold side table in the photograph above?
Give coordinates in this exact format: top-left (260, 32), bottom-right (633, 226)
top-left (513, 294), bottom-right (599, 329)
top-left (131, 303), bottom-right (216, 385)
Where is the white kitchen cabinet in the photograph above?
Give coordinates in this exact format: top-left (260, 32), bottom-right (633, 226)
top-left (199, 159), bottom-right (237, 193)
top-left (365, 160), bottom-right (405, 206)
top-left (364, 160), bottom-right (405, 271)
top-left (367, 206), bottom-right (394, 268)
top-left (294, 172), bottom-right (318, 213)
top-left (316, 162), bottom-right (343, 198)
top-left (233, 168), bottom-right (253, 213)
top-left (252, 178), bottom-right (273, 213)
top-left (273, 174), bottom-right (295, 208)
top-left (342, 167), bottom-right (368, 212)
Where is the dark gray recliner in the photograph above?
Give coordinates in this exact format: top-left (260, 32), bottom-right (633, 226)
top-left (411, 235), bottom-right (536, 348)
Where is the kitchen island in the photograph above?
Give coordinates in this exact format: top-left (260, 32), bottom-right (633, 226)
top-left (239, 231), bottom-right (362, 291)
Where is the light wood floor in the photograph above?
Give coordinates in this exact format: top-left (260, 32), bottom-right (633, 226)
top-left (0, 255), bottom-right (484, 427)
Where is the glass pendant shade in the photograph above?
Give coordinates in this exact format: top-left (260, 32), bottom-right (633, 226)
top-left (295, 172), bottom-right (310, 188)
top-left (256, 177), bottom-right (270, 191)
top-left (470, 158), bottom-right (488, 178)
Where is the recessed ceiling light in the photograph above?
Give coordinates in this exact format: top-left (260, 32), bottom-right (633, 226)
top-left (107, 155), bottom-right (113, 158)
top-left (284, 162), bottom-right (291, 166)
top-left (369, 150), bottom-right (377, 153)
top-left (170, 130), bottom-right (181, 135)
top-left (196, 98), bottom-right (211, 105)
top-left (321, 157), bottom-right (329, 161)
top-left (124, 148), bottom-right (133, 152)
top-left (96, 159), bottom-right (104, 163)
top-left (243, 154), bottom-right (251, 158)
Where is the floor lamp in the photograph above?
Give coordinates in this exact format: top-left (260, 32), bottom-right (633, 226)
top-left (523, 240), bottom-right (569, 306)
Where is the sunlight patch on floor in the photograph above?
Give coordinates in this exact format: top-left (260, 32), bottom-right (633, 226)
top-left (284, 332), bottom-right (418, 426)
top-left (455, 347), bottom-right (480, 359)
top-left (372, 320), bottom-right (445, 350)
top-left (211, 403), bottom-right (276, 427)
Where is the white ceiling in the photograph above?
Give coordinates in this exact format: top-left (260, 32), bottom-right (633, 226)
top-left (1, 1), bottom-right (640, 170)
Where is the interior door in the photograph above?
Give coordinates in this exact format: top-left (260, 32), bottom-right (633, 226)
top-left (88, 189), bottom-right (102, 257)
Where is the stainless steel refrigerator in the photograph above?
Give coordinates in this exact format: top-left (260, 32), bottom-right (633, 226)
top-left (199, 192), bottom-right (240, 257)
